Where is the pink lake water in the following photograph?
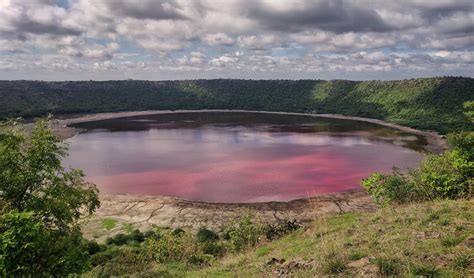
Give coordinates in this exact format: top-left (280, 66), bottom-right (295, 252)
top-left (64, 112), bottom-right (427, 203)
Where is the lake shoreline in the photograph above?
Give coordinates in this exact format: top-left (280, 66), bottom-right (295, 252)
top-left (53, 109), bottom-right (448, 153)
top-left (51, 109), bottom-right (446, 238)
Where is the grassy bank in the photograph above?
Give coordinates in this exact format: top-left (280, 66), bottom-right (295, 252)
top-left (1, 77), bottom-right (473, 133)
top-left (84, 199), bottom-right (473, 277)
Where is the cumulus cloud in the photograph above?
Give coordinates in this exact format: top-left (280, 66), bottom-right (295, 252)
top-left (0, 0), bottom-right (472, 80)
top-left (203, 33), bottom-right (236, 46)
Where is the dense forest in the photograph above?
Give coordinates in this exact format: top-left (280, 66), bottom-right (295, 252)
top-left (0, 77), bottom-right (473, 133)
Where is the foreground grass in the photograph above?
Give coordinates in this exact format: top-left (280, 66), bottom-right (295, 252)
top-left (85, 199), bottom-right (473, 277)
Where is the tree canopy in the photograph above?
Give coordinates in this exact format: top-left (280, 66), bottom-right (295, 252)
top-left (0, 118), bottom-right (100, 276)
top-left (0, 77), bottom-right (472, 134)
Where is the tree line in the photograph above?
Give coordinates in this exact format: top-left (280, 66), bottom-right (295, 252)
top-left (1, 77), bottom-right (473, 133)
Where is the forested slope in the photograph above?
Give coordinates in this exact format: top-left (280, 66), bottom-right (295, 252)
top-left (0, 77), bottom-right (472, 133)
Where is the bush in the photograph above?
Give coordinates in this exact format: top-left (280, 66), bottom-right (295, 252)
top-left (361, 170), bottom-right (419, 205)
top-left (143, 229), bottom-right (161, 240)
top-left (196, 228), bottom-right (219, 243)
top-left (87, 247), bottom-right (152, 277)
top-left (362, 131), bottom-right (473, 205)
top-left (145, 230), bottom-right (206, 264)
top-left (90, 247), bottom-right (123, 267)
top-left (264, 219), bottom-right (300, 240)
top-left (172, 227), bottom-right (185, 236)
top-left (86, 240), bottom-right (104, 255)
top-left (104, 229), bottom-right (147, 246)
top-left (226, 215), bottom-right (263, 251)
top-left (412, 153), bottom-right (469, 199)
top-left (195, 228), bottom-right (226, 257)
top-left (130, 229), bottom-right (145, 243)
top-left (105, 233), bottom-right (129, 246)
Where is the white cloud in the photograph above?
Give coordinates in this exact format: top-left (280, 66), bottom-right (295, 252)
top-left (0, 0), bottom-right (472, 80)
top-left (203, 33), bottom-right (235, 46)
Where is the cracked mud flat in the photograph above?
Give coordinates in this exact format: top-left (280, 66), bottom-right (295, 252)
top-left (82, 191), bottom-right (376, 241)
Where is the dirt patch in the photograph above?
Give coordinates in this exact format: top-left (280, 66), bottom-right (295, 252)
top-left (266, 257), bottom-right (314, 277)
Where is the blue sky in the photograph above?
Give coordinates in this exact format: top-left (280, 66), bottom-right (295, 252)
top-left (0, 0), bottom-right (473, 80)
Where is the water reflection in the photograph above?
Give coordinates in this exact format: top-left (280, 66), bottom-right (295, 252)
top-left (64, 112), bottom-right (426, 203)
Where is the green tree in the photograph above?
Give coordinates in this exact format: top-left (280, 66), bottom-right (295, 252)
top-left (0, 118), bottom-right (100, 276)
top-left (463, 101), bottom-right (474, 122)
top-left (0, 212), bottom-right (90, 276)
top-left (0, 118), bottom-right (99, 229)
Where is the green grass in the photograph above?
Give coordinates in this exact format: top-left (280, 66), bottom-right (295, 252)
top-left (85, 199), bottom-right (473, 277)
top-left (183, 199), bottom-right (474, 277)
top-left (255, 246), bottom-right (270, 257)
top-left (441, 235), bottom-right (466, 247)
top-left (410, 264), bottom-right (440, 277)
top-left (123, 223), bottom-right (134, 234)
top-left (101, 218), bottom-right (118, 231)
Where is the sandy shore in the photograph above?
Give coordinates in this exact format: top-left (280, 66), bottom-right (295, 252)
top-left (53, 109), bottom-right (448, 153)
top-left (49, 109), bottom-right (447, 239)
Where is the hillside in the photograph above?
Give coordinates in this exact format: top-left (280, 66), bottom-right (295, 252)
top-left (0, 77), bottom-right (473, 133)
top-left (84, 199), bottom-right (474, 277)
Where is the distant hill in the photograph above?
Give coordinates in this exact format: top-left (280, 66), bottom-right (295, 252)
top-left (0, 77), bottom-right (472, 133)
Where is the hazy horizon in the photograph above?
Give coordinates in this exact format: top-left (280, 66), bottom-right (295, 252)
top-left (1, 76), bottom-right (472, 82)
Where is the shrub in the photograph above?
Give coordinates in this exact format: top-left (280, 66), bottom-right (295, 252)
top-left (130, 229), bottom-right (145, 243)
top-left (105, 233), bottom-right (129, 246)
top-left (412, 153), bottom-right (469, 199)
top-left (226, 215), bottom-right (263, 251)
top-left (264, 219), bottom-right (300, 240)
top-left (104, 229), bottom-right (147, 246)
top-left (90, 247), bottom-right (123, 267)
top-left (362, 131), bottom-right (473, 205)
top-left (86, 240), bottom-right (103, 255)
top-left (145, 231), bottom-right (205, 264)
top-left (361, 170), bottom-right (419, 205)
top-left (143, 229), bottom-right (161, 240)
top-left (195, 228), bottom-right (225, 257)
top-left (196, 228), bottom-right (219, 243)
top-left (87, 247), bottom-right (152, 277)
top-left (172, 227), bottom-right (185, 236)
top-left (200, 241), bottom-right (227, 257)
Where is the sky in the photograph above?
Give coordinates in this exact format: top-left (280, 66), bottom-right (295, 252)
top-left (0, 0), bottom-right (473, 81)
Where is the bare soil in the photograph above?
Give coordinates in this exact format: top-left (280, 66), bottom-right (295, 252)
top-left (82, 191), bottom-right (376, 241)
